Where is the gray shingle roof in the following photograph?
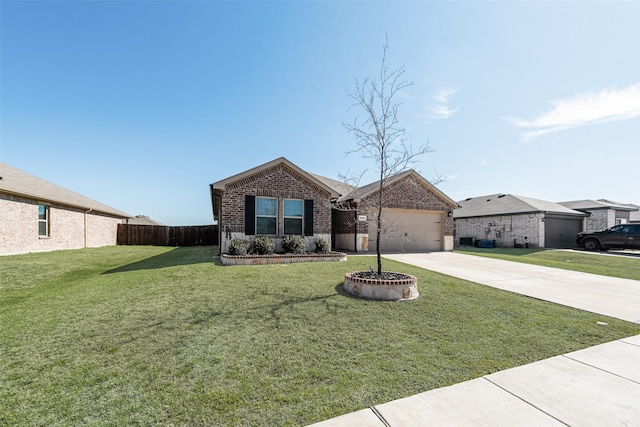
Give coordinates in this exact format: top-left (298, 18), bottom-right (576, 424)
top-left (454, 194), bottom-right (585, 218)
top-left (559, 199), bottom-right (638, 211)
top-left (308, 173), bottom-right (355, 200)
top-left (128, 215), bottom-right (164, 225)
top-left (0, 162), bottom-right (131, 218)
top-left (211, 157), bottom-right (456, 208)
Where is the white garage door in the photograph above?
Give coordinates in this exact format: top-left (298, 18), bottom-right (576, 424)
top-left (369, 208), bottom-right (443, 252)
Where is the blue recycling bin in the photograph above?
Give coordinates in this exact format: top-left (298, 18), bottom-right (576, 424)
top-left (475, 239), bottom-right (496, 248)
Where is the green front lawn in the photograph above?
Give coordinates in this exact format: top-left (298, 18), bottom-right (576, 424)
top-left (455, 247), bottom-right (640, 281)
top-left (1, 246), bottom-right (638, 426)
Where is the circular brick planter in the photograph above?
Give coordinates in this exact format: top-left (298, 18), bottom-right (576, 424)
top-left (343, 271), bottom-right (419, 301)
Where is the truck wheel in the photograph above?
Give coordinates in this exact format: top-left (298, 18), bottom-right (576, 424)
top-left (583, 239), bottom-right (600, 251)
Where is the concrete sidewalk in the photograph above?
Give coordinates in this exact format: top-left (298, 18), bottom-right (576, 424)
top-left (311, 335), bottom-right (640, 427)
top-left (309, 252), bottom-right (640, 426)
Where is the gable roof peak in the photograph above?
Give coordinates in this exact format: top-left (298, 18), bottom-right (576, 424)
top-left (211, 157), bottom-right (340, 198)
top-left (337, 169), bottom-right (456, 207)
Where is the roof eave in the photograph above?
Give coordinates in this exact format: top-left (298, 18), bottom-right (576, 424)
top-left (455, 209), bottom-right (586, 219)
top-left (1, 188), bottom-right (131, 218)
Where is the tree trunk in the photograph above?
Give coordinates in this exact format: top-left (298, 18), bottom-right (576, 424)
top-left (377, 172), bottom-right (384, 275)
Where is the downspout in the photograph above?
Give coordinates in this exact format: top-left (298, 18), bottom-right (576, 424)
top-left (84, 208), bottom-right (93, 248)
top-left (216, 193), bottom-right (223, 256)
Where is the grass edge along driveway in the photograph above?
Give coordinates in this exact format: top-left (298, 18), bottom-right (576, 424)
top-left (2, 246), bottom-right (638, 426)
top-left (455, 247), bottom-right (640, 281)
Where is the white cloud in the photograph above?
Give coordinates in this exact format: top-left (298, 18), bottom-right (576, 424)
top-left (507, 83), bottom-right (640, 141)
top-left (433, 87), bottom-right (459, 104)
top-left (429, 87), bottom-right (460, 120)
top-left (429, 105), bottom-right (460, 120)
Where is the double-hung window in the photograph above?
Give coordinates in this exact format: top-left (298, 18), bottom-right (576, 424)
top-left (284, 199), bottom-right (303, 235)
top-left (256, 197), bottom-right (277, 235)
top-left (245, 195), bottom-right (313, 237)
top-left (38, 205), bottom-right (50, 237)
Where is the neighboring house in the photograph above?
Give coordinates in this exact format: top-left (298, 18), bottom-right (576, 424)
top-left (210, 157), bottom-right (456, 254)
top-left (559, 199), bottom-right (639, 230)
top-left (630, 205), bottom-right (640, 224)
top-left (128, 215), bottom-right (165, 226)
top-left (0, 163), bottom-right (131, 256)
top-left (454, 194), bottom-right (586, 248)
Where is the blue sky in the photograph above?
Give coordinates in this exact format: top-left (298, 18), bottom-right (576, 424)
top-left (2, 1), bottom-right (639, 226)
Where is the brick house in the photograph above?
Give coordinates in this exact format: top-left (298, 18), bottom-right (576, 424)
top-left (128, 215), bottom-right (165, 226)
top-left (0, 163), bottom-right (132, 256)
top-left (559, 199), bottom-right (639, 230)
top-left (454, 194), bottom-right (586, 249)
top-left (210, 157), bottom-right (456, 254)
top-left (210, 158), bottom-right (339, 254)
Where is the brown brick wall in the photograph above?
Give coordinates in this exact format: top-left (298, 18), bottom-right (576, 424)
top-left (360, 174), bottom-right (454, 235)
top-left (332, 207), bottom-right (368, 234)
top-left (220, 164), bottom-right (332, 235)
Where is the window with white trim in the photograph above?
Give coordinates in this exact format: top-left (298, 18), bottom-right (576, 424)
top-left (256, 197), bottom-right (277, 235)
top-left (283, 199), bottom-right (303, 235)
top-left (38, 205), bottom-right (50, 237)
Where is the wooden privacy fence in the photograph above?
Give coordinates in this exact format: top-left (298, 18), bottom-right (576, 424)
top-left (117, 224), bottom-right (218, 246)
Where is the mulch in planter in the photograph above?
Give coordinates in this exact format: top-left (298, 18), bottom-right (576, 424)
top-left (350, 271), bottom-right (413, 281)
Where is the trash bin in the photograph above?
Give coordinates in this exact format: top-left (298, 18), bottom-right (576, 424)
top-left (459, 237), bottom-right (474, 246)
top-left (475, 239), bottom-right (496, 248)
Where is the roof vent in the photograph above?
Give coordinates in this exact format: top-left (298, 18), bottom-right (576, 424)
top-left (465, 198), bottom-right (471, 201)
top-left (498, 194), bottom-right (506, 198)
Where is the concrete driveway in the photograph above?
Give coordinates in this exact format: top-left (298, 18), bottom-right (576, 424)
top-left (309, 252), bottom-right (640, 427)
top-left (384, 252), bottom-right (640, 323)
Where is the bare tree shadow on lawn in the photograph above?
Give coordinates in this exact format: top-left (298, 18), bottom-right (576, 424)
top-left (185, 290), bottom-right (343, 330)
top-left (335, 283), bottom-right (357, 299)
top-left (265, 292), bottom-right (341, 327)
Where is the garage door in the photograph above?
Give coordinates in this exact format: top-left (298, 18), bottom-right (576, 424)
top-left (544, 217), bottom-right (583, 248)
top-left (369, 208), bottom-right (443, 252)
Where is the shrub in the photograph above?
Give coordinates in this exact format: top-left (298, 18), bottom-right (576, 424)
top-left (282, 235), bottom-right (306, 254)
top-left (228, 238), bottom-right (250, 255)
top-left (314, 237), bottom-right (330, 254)
top-left (251, 236), bottom-right (275, 255)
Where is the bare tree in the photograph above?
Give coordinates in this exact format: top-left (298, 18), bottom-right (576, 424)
top-left (343, 37), bottom-right (432, 275)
